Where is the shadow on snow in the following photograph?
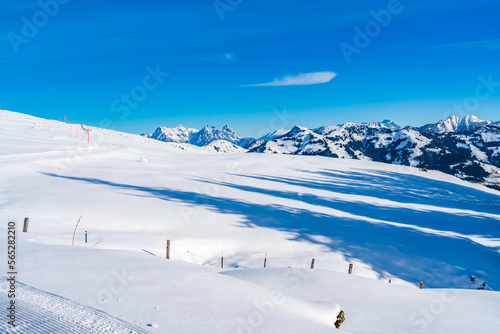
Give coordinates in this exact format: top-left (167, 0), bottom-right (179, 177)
top-left (41, 170), bottom-right (500, 290)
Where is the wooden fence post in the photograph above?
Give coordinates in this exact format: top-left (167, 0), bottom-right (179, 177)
top-left (348, 263), bottom-right (353, 274)
top-left (419, 281), bottom-right (423, 289)
top-left (264, 252), bottom-right (267, 268)
top-left (85, 228), bottom-right (87, 243)
top-left (221, 250), bottom-right (224, 269)
top-left (310, 259), bottom-right (315, 269)
top-left (166, 240), bottom-right (170, 259)
top-left (23, 218), bottom-right (29, 232)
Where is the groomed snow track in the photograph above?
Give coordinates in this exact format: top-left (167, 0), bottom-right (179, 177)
top-left (1, 277), bottom-right (150, 333)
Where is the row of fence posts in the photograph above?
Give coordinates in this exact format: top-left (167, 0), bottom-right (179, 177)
top-left (20, 227), bottom-right (428, 289)
top-left (68, 123), bottom-right (90, 145)
top-left (164, 242), bottom-right (426, 288)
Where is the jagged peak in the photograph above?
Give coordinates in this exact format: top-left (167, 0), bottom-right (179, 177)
top-left (418, 115), bottom-right (491, 133)
top-left (362, 119), bottom-right (401, 130)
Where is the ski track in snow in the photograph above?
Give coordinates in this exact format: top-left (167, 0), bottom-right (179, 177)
top-left (0, 277), bottom-right (150, 334)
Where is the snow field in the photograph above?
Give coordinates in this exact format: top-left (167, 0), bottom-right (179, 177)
top-left (1, 109), bottom-right (500, 333)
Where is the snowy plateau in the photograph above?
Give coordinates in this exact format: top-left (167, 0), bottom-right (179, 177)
top-left (1, 109), bottom-right (500, 333)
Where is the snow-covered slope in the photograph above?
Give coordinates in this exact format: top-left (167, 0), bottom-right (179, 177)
top-left (258, 129), bottom-right (290, 141)
top-left (4, 240), bottom-right (500, 334)
top-left (1, 110), bottom-right (500, 333)
top-left (202, 139), bottom-right (248, 153)
top-left (6, 240), bottom-right (500, 334)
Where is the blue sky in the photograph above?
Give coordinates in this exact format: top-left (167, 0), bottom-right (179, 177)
top-left (1, 0), bottom-right (499, 137)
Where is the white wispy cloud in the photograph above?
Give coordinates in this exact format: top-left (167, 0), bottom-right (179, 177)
top-left (202, 52), bottom-right (236, 62)
top-left (245, 71), bottom-right (337, 87)
top-left (220, 52), bottom-right (236, 61)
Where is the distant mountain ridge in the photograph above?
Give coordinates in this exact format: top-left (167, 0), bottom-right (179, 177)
top-left (142, 116), bottom-right (500, 190)
top-left (416, 115), bottom-right (491, 133)
top-left (146, 125), bottom-right (197, 143)
top-left (190, 125), bottom-right (241, 146)
top-left (144, 124), bottom-right (252, 147)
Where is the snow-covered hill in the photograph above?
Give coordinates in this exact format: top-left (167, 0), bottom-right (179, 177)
top-left (1, 110), bottom-right (500, 333)
top-left (202, 139), bottom-right (248, 153)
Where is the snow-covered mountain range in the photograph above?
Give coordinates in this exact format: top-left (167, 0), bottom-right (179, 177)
top-left (145, 125), bottom-right (197, 143)
top-left (144, 124), bottom-right (252, 147)
top-left (143, 116), bottom-right (500, 190)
